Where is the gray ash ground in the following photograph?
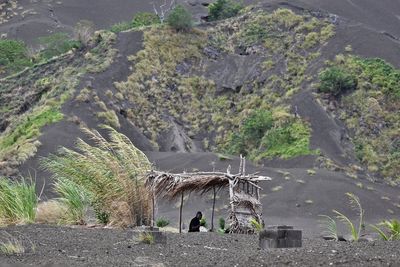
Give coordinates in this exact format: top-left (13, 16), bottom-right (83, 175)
top-left (0, 225), bottom-right (399, 266)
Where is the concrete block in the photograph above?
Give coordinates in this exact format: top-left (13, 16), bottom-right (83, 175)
top-left (259, 226), bottom-right (302, 249)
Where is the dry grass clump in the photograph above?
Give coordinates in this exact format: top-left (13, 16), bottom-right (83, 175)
top-left (42, 126), bottom-right (153, 227)
top-left (35, 200), bottom-right (67, 225)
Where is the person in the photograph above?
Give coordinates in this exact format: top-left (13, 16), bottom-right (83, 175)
top-left (188, 211), bottom-right (202, 232)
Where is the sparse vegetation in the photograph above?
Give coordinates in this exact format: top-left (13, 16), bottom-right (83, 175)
top-left (0, 177), bottom-right (38, 225)
top-left (0, 235), bottom-right (26, 255)
top-left (318, 215), bottom-right (338, 241)
top-left (38, 33), bottom-right (81, 60)
top-left (321, 193), bottom-right (364, 242)
top-left (111, 12), bottom-right (160, 33)
top-left (319, 56), bottom-right (400, 182)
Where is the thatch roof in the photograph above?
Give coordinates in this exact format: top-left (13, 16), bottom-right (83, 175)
top-left (146, 170), bottom-right (271, 200)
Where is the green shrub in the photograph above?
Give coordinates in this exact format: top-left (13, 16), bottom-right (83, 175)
top-left (38, 33), bottom-right (81, 60)
top-left (53, 177), bottom-right (90, 224)
top-left (0, 177), bottom-right (38, 225)
top-left (167, 5), bottom-right (193, 32)
top-left (370, 219), bottom-right (400, 241)
top-left (319, 66), bottom-right (357, 96)
top-left (250, 218), bottom-right (263, 232)
top-left (132, 12), bottom-right (160, 28)
top-left (0, 39), bottom-right (31, 73)
top-left (208, 0), bottom-right (243, 21)
top-left (156, 217), bottom-right (170, 228)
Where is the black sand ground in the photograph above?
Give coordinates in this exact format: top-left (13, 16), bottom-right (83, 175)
top-left (0, 225), bottom-right (399, 267)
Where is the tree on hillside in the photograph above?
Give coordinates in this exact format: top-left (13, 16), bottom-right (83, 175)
top-left (167, 5), bottom-right (193, 32)
top-left (152, 0), bottom-right (177, 23)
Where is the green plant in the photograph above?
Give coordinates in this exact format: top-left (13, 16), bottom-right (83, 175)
top-left (318, 215), bottom-right (338, 241)
top-left (250, 218), bottom-right (263, 232)
top-left (156, 217), bottom-right (170, 228)
top-left (138, 232), bottom-right (155, 244)
top-left (332, 192), bottom-right (364, 241)
top-left (0, 177), bottom-right (38, 225)
top-left (53, 177), bottom-right (90, 224)
top-left (208, 0), bottom-right (243, 21)
top-left (41, 126), bottom-right (153, 227)
top-left (219, 217), bottom-right (226, 230)
top-left (167, 5), bottom-right (193, 32)
top-left (0, 39), bottom-right (32, 74)
top-left (110, 21), bottom-right (133, 33)
top-left (200, 217), bottom-right (207, 228)
top-left (319, 66), bottom-right (357, 96)
top-left (370, 219), bottom-right (400, 241)
top-left (132, 12), bottom-right (160, 28)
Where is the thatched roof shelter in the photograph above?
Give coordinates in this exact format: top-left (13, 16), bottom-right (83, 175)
top-left (146, 156), bottom-right (272, 233)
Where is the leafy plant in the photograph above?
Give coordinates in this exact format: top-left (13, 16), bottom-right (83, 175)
top-left (167, 5), bottom-right (193, 32)
top-left (156, 217), bottom-right (170, 228)
top-left (0, 177), bottom-right (38, 225)
top-left (208, 0), bottom-right (243, 21)
top-left (370, 219), bottom-right (400, 241)
top-left (332, 192), bottom-right (364, 242)
top-left (53, 177), bottom-right (90, 224)
top-left (319, 66), bottom-right (357, 96)
top-left (250, 218), bottom-right (263, 232)
top-left (219, 217), bottom-right (226, 230)
top-left (318, 215), bottom-right (338, 241)
top-left (200, 217), bottom-right (207, 228)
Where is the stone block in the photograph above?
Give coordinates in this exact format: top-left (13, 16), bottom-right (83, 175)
top-left (259, 226), bottom-right (302, 249)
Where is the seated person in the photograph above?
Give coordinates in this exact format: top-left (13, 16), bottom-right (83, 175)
top-left (188, 211), bottom-right (202, 232)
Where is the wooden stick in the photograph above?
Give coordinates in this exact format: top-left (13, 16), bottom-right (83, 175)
top-left (179, 192), bottom-right (184, 234)
top-left (211, 186), bottom-right (216, 232)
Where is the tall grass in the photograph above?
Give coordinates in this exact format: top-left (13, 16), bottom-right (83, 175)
top-left (53, 178), bottom-right (90, 224)
top-left (0, 177), bottom-right (38, 225)
top-left (42, 125), bottom-right (152, 227)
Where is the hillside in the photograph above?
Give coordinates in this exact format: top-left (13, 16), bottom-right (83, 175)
top-left (0, 0), bottom-right (399, 234)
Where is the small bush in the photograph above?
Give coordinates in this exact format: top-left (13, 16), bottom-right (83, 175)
top-left (167, 5), bottom-right (193, 32)
top-left (0, 238), bottom-right (25, 255)
top-left (250, 218), bottom-right (263, 232)
top-left (110, 21), bottom-right (133, 33)
top-left (132, 12), bottom-right (160, 28)
top-left (0, 39), bottom-right (31, 74)
top-left (370, 219), bottom-right (400, 241)
top-left (0, 177), bottom-right (38, 225)
top-left (138, 232), bottom-right (155, 244)
top-left (208, 0), bottom-right (243, 21)
top-left (319, 66), bottom-right (357, 96)
top-left (156, 218), bottom-right (170, 228)
top-left (218, 217), bottom-right (225, 230)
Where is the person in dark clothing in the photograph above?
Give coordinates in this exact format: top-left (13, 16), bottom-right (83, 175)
top-left (188, 211), bottom-right (202, 232)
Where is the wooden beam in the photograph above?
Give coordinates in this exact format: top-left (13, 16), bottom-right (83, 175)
top-left (179, 192), bottom-right (184, 233)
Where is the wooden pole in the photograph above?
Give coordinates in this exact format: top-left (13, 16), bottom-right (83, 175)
top-left (152, 193), bottom-right (155, 227)
top-left (211, 186), bottom-right (216, 232)
top-left (179, 192), bottom-right (184, 233)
